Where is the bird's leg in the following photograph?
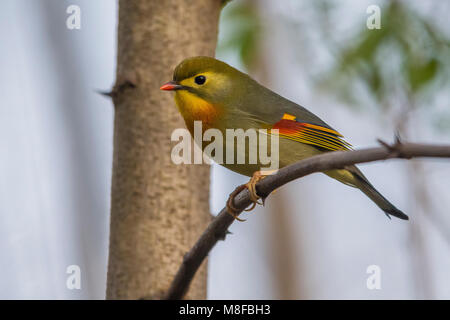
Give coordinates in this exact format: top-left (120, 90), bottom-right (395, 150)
top-left (226, 170), bottom-right (276, 221)
top-left (244, 171), bottom-right (265, 210)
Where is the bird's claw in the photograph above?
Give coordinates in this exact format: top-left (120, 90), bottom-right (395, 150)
top-left (226, 171), bottom-right (266, 221)
top-left (244, 172), bottom-right (265, 208)
top-left (226, 184), bottom-right (247, 222)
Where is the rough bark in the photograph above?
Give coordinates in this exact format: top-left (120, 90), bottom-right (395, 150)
top-left (107, 0), bottom-right (221, 299)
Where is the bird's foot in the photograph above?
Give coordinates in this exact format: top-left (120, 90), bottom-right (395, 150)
top-left (226, 171), bottom-right (272, 221)
top-left (226, 184), bottom-right (247, 222)
top-left (244, 171), bottom-right (265, 211)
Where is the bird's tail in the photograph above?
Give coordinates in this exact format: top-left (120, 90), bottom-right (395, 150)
top-left (352, 171), bottom-right (409, 220)
top-left (325, 167), bottom-right (409, 220)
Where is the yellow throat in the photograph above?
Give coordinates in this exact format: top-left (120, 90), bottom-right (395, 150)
top-left (174, 90), bottom-right (222, 133)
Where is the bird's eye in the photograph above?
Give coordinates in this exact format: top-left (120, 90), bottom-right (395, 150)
top-left (194, 75), bottom-right (206, 85)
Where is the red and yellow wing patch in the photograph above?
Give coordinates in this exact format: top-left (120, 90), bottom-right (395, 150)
top-left (270, 113), bottom-right (352, 151)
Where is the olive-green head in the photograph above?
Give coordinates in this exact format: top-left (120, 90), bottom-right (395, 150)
top-left (160, 56), bottom-right (252, 105)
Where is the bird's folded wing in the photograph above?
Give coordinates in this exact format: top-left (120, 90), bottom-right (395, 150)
top-left (270, 113), bottom-right (352, 151)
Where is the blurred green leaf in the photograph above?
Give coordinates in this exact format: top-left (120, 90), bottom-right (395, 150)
top-left (407, 57), bottom-right (439, 92)
top-left (319, 0), bottom-right (450, 118)
top-left (341, 28), bottom-right (388, 68)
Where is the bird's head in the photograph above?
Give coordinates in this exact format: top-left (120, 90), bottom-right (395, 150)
top-left (160, 56), bottom-right (248, 106)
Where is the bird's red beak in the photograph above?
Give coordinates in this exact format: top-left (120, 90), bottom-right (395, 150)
top-left (160, 80), bottom-right (183, 91)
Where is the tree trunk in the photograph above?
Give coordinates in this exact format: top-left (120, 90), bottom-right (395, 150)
top-left (107, 0), bottom-right (221, 299)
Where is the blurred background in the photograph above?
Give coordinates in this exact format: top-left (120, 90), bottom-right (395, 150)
top-left (1, 0), bottom-right (449, 299)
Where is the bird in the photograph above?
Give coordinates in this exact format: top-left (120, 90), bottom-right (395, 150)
top-left (160, 56), bottom-right (408, 221)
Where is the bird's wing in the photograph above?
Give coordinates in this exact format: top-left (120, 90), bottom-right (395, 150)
top-left (270, 113), bottom-right (352, 151)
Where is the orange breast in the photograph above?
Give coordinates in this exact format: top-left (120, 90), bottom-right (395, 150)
top-left (174, 91), bottom-right (222, 133)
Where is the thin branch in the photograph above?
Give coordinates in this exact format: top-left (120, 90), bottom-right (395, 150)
top-left (164, 141), bottom-right (450, 299)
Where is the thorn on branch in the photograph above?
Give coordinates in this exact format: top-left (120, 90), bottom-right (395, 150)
top-left (216, 229), bottom-right (232, 241)
top-left (96, 89), bottom-right (114, 98)
top-left (377, 138), bottom-right (394, 151)
top-left (394, 131), bottom-right (402, 145)
top-left (104, 74), bottom-right (138, 100)
top-left (377, 137), bottom-right (412, 159)
top-left (112, 80), bottom-right (137, 99)
top-left (98, 81), bottom-right (137, 100)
